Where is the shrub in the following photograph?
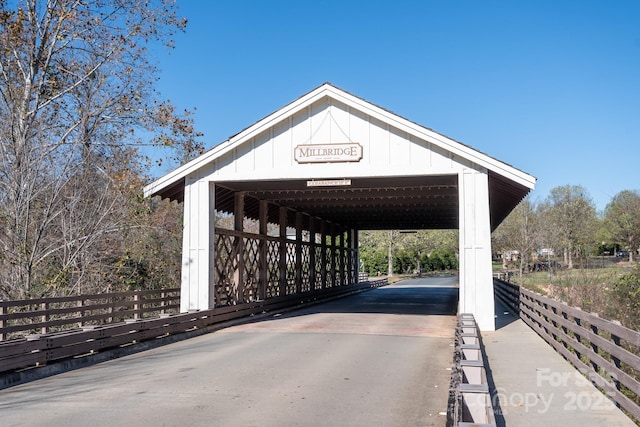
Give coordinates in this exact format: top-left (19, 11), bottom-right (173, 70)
top-left (611, 266), bottom-right (640, 330)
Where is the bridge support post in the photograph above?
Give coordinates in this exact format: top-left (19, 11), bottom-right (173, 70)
top-left (320, 220), bottom-right (327, 289)
top-left (338, 227), bottom-right (345, 286)
top-left (347, 228), bottom-right (354, 285)
top-left (180, 178), bottom-right (215, 312)
top-left (233, 192), bottom-right (245, 304)
top-left (295, 212), bottom-right (303, 294)
top-left (459, 169), bottom-right (495, 331)
top-left (330, 223), bottom-right (337, 287)
top-left (279, 206), bottom-right (288, 297)
top-left (309, 216), bottom-right (317, 291)
top-left (353, 229), bottom-right (359, 284)
top-left (258, 200), bottom-right (269, 300)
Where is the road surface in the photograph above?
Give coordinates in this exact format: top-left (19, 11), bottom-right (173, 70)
top-left (0, 277), bottom-right (459, 427)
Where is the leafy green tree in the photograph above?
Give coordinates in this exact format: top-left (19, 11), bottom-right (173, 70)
top-left (393, 249), bottom-right (417, 274)
top-left (358, 238), bottom-right (387, 276)
top-left (442, 250), bottom-right (458, 270)
top-left (427, 249), bottom-right (458, 270)
top-left (604, 190), bottom-right (640, 262)
top-left (428, 252), bottom-right (445, 270)
top-left (492, 196), bottom-right (540, 276)
top-left (386, 230), bottom-right (400, 276)
top-left (401, 229), bottom-right (458, 272)
top-left (359, 230), bottom-right (458, 276)
top-left (540, 185), bottom-right (598, 269)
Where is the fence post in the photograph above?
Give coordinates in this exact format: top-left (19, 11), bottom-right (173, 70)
top-left (134, 293), bottom-right (140, 320)
top-left (574, 315), bottom-right (583, 362)
top-left (108, 295), bottom-right (114, 324)
top-left (0, 304), bottom-right (5, 341)
top-left (41, 301), bottom-right (49, 334)
top-left (610, 323), bottom-right (623, 399)
top-left (77, 298), bottom-right (84, 328)
top-left (590, 314), bottom-right (600, 373)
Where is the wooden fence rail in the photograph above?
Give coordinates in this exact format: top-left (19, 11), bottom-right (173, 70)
top-left (0, 288), bottom-right (181, 341)
top-left (494, 278), bottom-right (640, 424)
top-left (0, 279), bottom-right (388, 379)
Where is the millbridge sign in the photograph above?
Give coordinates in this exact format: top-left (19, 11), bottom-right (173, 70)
top-left (294, 143), bottom-right (363, 163)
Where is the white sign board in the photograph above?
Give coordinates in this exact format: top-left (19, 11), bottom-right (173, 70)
top-left (306, 179), bottom-right (352, 187)
top-left (294, 143), bottom-right (363, 163)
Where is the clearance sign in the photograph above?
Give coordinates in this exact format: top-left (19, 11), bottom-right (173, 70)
top-left (294, 143), bottom-right (363, 164)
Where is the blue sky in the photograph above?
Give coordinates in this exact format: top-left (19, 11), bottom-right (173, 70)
top-left (154, 0), bottom-right (640, 213)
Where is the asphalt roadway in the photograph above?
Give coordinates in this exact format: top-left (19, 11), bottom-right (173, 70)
top-left (0, 276), bottom-right (459, 427)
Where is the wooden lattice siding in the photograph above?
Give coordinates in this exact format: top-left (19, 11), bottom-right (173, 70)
top-left (213, 228), bottom-right (357, 307)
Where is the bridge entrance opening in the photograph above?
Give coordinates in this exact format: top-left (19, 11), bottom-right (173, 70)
top-left (144, 83), bottom-right (535, 330)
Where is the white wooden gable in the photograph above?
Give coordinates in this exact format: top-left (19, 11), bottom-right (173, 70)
top-left (144, 83), bottom-right (535, 199)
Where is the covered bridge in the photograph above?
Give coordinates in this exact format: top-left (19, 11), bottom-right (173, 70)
top-left (144, 83), bottom-right (536, 330)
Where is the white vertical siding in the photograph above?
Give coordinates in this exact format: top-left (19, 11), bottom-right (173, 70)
top-left (430, 144), bottom-right (453, 169)
top-left (206, 97), bottom-right (480, 180)
top-left (408, 135), bottom-right (430, 167)
top-left (310, 98), bottom-right (330, 143)
top-left (272, 121), bottom-right (290, 169)
top-left (368, 116), bottom-right (390, 168)
top-left (389, 127), bottom-right (410, 166)
top-left (291, 106), bottom-right (311, 154)
top-left (329, 101), bottom-right (352, 142)
top-left (234, 138), bottom-right (254, 173)
top-left (350, 107), bottom-right (371, 165)
top-left (254, 131), bottom-right (273, 172)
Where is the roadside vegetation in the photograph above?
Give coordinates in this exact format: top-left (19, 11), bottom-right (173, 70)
top-left (359, 230), bottom-right (459, 277)
top-left (497, 259), bottom-right (640, 330)
top-left (492, 186), bottom-right (640, 331)
top-left (0, 1), bottom-right (201, 300)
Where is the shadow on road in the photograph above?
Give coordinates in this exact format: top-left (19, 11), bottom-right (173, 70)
top-left (244, 276), bottom-right (460, 324)
top-left (493, 297), bottom-right (519, 330)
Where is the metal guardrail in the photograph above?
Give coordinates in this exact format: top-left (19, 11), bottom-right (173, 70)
top-left (494, 278), bottom-right (640, 424)
top-left (0, 279), bottom-right (388, 381)
top-left (448, 313), bottom-right (497, 426)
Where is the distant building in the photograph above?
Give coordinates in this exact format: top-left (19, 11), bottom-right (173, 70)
top-left (503, 250), bottom-right (520, 262)
top-left (537, 248), bottom-right (554, 257)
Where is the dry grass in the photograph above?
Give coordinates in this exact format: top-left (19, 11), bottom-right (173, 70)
top-left (508, 258), bottom-right (639, 328)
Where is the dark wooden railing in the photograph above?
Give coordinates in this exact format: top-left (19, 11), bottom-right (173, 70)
top-left (0, 288), bottom-right (181, 341)
top-left (494, 279), bottom-right (640, 424)
top-left (0, 279), bottom-right (388, 379)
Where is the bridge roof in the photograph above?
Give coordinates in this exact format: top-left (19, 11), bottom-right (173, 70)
top-left (145, 83), bottom-right (536, 231)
